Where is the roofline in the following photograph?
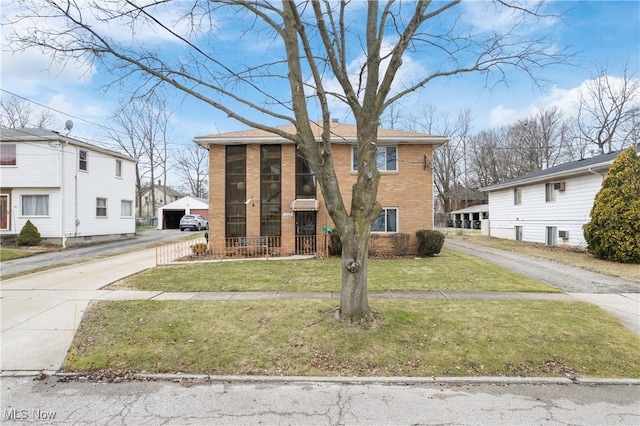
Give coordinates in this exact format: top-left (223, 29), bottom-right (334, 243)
top-left (482, 161), bottom-right (613, 192)
top-left (1, 129), bottom-right (137, 162)
top-left (194, 135), bottom-right (449, 147)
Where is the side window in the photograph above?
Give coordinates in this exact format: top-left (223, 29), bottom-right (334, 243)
top-left (96, 198), bottom-right (107, 217)
top-left (1, 144), bottom-right (17, 166)
top-left (79, 150), bottom-right (88, 171)
top-left (22, 195), bottom-right (49, 216)
top-left (352, 146), bottom-right (398, 172)
top-left (545, 183), bottom-right (556, 202)
top-left (116, 159), bottom-right (123, 178)
top-left (371, 207), bottom-right (398, 233)
top-left (513, 188), bottom-right (522, 205)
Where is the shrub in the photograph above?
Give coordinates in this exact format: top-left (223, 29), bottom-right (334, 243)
top-left (368, 234), bottom-right (381, 256)
top-left (391, 233), bottom-right (410, 256)
top-left (190, 243), bottom-right (208, 257)
top-left (16, 220), bottom-right (42, 246)
top-left (583, 146), bottom-right (640, 263)
top-left (328, 232), bottom-right (342, 256)
top-left (415, 230), bottom-right (445, 257)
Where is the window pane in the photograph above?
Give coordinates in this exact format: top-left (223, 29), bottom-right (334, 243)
top-left (386, 208), bottom-right (397, 232)
top-left (372, 211), bottom-right (386, 232)
top-left (96, 198), bottom-right (107, 217)
top-left (296, 154), bottom-right (316, 199)
top-left (226, 145), bottom-right (246, 238)
top-left (261, 145), bottom-right (281, 238)
top-left (1, 144), bottom-right (16, 166)
top-left (121, 200), bottom-right (132, 217)
top-left (386, 147), bottom-right (397, 171)
top-left (116, 160), bottom-right (122, 177)
top-left (79, 150), bottom-right (88, 171)
top-left (22, 195), bottom-right (49, 215)
top-left (376, 148), bottom-right (386, 170)
top-left (352, 147), bottom-right (358, 171)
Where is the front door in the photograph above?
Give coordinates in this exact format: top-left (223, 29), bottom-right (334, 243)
top-left (295, 211), bottom-right (316, 254)
top-left (0, 195), bottom-right (8, 230)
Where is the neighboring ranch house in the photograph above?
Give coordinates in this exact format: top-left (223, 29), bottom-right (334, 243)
top-left (194, 121), bottom-right (448, 256)
top-left (481, 149), bottom-right (623, 248)
top-left (0, 128), bottom-right (137, 246)
top-left (156, 196), bottom-right (209, 230)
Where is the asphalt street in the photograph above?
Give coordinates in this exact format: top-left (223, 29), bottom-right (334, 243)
top-left (2, 376), bottom-right (639, 425)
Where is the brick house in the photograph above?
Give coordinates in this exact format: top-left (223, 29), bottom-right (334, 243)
top-left (194, 121), bottom-right (448, 256)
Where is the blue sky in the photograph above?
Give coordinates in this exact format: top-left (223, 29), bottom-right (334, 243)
top-left (1, 1), bottom-right (639, 157)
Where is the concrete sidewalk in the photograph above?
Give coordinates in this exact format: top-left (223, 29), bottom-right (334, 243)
top-left (1, 246), bottom-right (639, 374)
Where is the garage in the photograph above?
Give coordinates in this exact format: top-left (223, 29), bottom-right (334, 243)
top-left (156, 196), bottom-right (209, 230)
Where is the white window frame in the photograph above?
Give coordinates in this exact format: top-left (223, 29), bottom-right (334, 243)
top-left (545, 183), bottom-right (556, 202)
top-left (79, 149), bottom-right (88, 171)
top-left (546, 226), bottom-right (557, 246)
top-left (371, 207), bottom-right (398, 233)
top-left (513, 187), bottom-right (522, 205)
top-left (120, 200), bottom-right (133, 217)
top-left (352, 146), bottom-right (398, 172)
top-left (96, 198), bottom-right (107, 217)
top-left (21, 194), bottom-right (49, 216)
top-left (115, 159), bottom-right (123, 178)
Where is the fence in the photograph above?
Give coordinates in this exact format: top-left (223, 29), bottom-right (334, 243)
top-left (155, 235), bottom-right (321, 265)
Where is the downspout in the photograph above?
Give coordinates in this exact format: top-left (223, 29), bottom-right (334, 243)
top-left (61, 141), bottom-right (66, 248)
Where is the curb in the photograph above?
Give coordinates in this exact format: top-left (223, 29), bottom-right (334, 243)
top-left (3, 371), bottom-right (639, 386)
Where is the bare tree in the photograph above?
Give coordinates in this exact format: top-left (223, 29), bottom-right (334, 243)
top-left (8, 0), bottom-right (570, 324)
top-left (577, 64), bottom-right (640, 154)
top-left (409, 106), bottom-right (473, 214)
top-left (106, 94), bottom-right (173, 217)
top-left (175, 144), bottom-right (209, 199)
top-left (0, 96), bottom-right (54, 129)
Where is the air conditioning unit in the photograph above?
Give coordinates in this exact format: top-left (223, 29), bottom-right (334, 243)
top-left (553, 182), bottom-right (566, 191)
top-left (558, 230), bottom-right (569, 240)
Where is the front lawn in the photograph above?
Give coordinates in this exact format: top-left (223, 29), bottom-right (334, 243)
top-left (110, 249), bottom-right (557, 293)
top-left (63, 299), bottom-right (640, 378)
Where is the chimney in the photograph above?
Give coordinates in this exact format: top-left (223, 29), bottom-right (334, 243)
top-left (157, 179), bottom-right (161, 186)
top-left (331, 118), bottom-right (339, 123)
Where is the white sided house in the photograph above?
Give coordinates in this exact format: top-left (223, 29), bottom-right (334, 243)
top-left (0, 128), bottom-right (137, 246)
top-left (482, 149), bottom-right (623, 248)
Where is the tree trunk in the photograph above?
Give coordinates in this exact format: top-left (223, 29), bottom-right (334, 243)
top-left (338, 220), bottom-right (373, 323)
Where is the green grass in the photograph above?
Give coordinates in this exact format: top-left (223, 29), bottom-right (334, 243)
top-left (112, 249), bottom-right (557, 293)
top-left (0, 248), bottom-right (34, 261)
top-left (63, 299), bottom-right (640, 378)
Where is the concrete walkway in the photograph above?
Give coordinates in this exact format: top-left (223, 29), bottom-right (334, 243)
top-left (1, 244), bottom-right (639, 374)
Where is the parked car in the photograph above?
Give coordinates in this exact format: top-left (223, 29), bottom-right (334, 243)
top-left (179, 214), bottom-right (208, 231)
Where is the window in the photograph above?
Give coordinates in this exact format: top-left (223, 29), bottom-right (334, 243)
top-left (96, 198), bottom-right (107, 217)
top-left (260, 145), bottom-right (281, 241)
top-left (22, 195), bottom-right (49, 216)
top-left (546, 226), bottom-right (557, 246)
top-left (352, 146), bottom-right (397, 171)
top-left (79, 150), bottom-right (88, 171)
top-left (121, 200), bottom-right (133, 217)
top-left (545, 183), bottom-right (556, 202)
top-left (515, 226), bottom-right (523, 241)
top-left (513, 187), bottom-right (522, 205)
top-left (296, 154), bottom-right (316, 199)
top-left (225, 145), bottom-right (246, 238)
top-left (372, 207), bottom-right (398, 233)
top-left (1, 144), bottom-right (16, 166)
top-left (116, 159), bottom-right (123, 178)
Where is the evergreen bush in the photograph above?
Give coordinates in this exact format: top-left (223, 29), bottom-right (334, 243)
top-left (16, 220), bottom-right (42, 246)
top-left (583, 146), bottom-right (640, 263)
top-left (415, 230), bottom-right (445, 257)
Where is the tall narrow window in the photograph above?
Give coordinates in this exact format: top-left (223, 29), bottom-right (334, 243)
top-left (513, 187), bottom-right (522, 205)
top-left (116, 159), bottom-right (123, 178)
top-left (79, 150), bottom-right (88, 171)
top-left (546, 226), bottom-right (557, 246)
top-left (260, 145), bottom-right (281, 242)
top-left (545, 183), bottom-right (556, 202)
top-left (96, 198), bottom-right (107, 217)
top-left (296, 154), bottom-right (316, 199)
top-left (0, 144), bottom-right (16, 166)
top-left (225, 145), bottom-right (246, 238)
